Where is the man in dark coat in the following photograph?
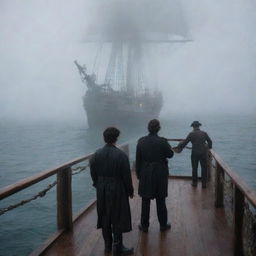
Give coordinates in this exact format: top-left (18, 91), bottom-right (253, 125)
top-left (136, 119), bottom-right (174, 232)
top-left (178, 121), bottom-right (212, 188)
top-left (90, 127), bottom-right (134, 256)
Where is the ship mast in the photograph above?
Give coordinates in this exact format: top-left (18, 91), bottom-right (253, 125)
top-left (126, 43), bottom-right (133, 95)
top-left (83, 0), bottom-right (191, 95)
top-left (104, 42), bottom-right (126, 92)
top-left (126, 42), bottom-right (144, 96)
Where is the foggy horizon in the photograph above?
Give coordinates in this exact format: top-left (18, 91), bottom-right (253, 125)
top-left (0, 0), bottom-right (255, 123)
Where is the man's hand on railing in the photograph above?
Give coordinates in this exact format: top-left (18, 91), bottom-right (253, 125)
top-left (172, 146), bottom-right (183, 153)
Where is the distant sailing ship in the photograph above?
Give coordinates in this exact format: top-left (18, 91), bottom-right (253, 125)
top-left (74, 0), bottom-right (189, 128)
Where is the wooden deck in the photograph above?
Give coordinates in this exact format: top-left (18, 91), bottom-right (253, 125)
top-left (42, 173), bottom-right (233, 256)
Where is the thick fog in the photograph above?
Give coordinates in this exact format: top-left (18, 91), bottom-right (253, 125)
top-left (0, 0), bottom-right (255, 122)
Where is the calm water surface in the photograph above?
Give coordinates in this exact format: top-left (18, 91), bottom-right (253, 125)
top-left (0, 114), bottom-right (255, 256)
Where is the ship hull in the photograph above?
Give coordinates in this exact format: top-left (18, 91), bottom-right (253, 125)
top-left (83, 90), bottom-right (162, 129)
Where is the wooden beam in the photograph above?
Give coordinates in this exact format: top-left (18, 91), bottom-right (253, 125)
top-left (233, 185), bottom-right (245, 256)
top-left (0, 154), bottom-right (93, 200)
top-left (215, 162), bottom-right (224, 208)
top-left (57, 167), bottom-right (73, 231)
top-left (168, 175), bottom-right (201, 180)
top-left (207, 150), bottom-right (213, 182)
top-left (30, 200), bottom-right (97, 256)
top-left (0, 144), bottom-right (129, 200)
top-left (73, 199), bottom-right (96, 222)
top-left (29, 229), bottom-right (65, 256)
top-left (167, 138), bottom-right (184, 142)
top-left (210, 150), bottom-right (256, 208)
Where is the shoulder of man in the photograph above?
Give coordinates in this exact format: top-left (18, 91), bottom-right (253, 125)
top-left (95, 147), bottom-right (104, 154)
top-left (158, 136), bottom-right (169, 142)
top-left (137, 135), bottom-right (147, 143)
top-left (115, 147), bottom-right (129, 161)
top-left (115, 145), bottom-right (127, 155)
top-left (93, 147), bottom-right (107, 158)
top-left (199, 130), bottom-right (208, 135)
top-left (90, 148), bottom-right (100, 164)
top-left (189, 130), bottom-right (200, 138)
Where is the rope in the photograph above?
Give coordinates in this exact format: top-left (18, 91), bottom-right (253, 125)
top-left (92, 43), bottom-right (102, 78)
top-left (0, 165), bottom-right (89, 216)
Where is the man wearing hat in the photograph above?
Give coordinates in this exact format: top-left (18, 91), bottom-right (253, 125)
top-left (178, 121), bottom-right (212, 188)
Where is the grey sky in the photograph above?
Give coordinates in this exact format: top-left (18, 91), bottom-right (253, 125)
top-left (0, 0), bottom-right (255, 122)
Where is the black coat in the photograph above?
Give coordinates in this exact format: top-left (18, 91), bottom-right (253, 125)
top-left (136, 134), bottom-right (174, 199)
top-left (90, 144), bottom-right (134, 233)
top-left (178, 128), bottom-right (212, 155)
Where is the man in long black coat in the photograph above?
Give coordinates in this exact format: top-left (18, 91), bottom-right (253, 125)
top-left (178, 121), bottom-right (212, 188)
top-left (136, 119), bottom-right (174, 232)
top-left (90, 127), bottom-right (134, 256)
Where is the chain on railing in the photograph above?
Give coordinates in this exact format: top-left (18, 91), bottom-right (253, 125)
top-left (72, 164), bottom-right (89, 176)
top-left (0, 180), bottom-right (57, 216)
top-left (0, 164), bottom-right (89, 216)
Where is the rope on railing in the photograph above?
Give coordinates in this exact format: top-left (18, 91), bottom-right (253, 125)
top-left (0, 164), bottom-right (89, 216)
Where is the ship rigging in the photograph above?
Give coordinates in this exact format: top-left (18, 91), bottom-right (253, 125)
top-left (74, 0), bottom-right (190, 128)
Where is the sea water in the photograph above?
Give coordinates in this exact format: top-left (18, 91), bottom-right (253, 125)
top-left (0, 114), bottom-right (255, 256)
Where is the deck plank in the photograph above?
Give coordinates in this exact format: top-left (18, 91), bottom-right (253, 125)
top-left (42, 173), bottom-right (233, 256)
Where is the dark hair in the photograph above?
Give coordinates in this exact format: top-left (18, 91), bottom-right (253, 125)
top-left (103, 127), bottom-right (120, 144)
top-left (148, 119), bottom-right (161, 134)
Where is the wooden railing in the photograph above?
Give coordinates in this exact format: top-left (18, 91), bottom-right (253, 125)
top-left (209, 149), bottom-right (256, 256)
top-left (1, 140), bottom-right (256, 256)
top-left (168, 138), bottom-right (256, 256)
top-left (0, 143), bottom-right (129, 254)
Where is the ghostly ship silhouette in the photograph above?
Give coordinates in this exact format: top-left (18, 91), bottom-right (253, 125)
top-left (74, 0), bottom-right (190, 128)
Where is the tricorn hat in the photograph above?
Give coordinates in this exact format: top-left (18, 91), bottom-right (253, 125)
top-left (190, 121), bottom-right (202, 127)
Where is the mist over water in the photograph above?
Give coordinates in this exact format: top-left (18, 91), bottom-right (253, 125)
top-left (160, 0), bottom-right (256, 116)
top-left (0, 115), bottom-right (256, 256)
top-left (0, 0), bottom-right (255, 122)
top-left (0, 1), bottom-right (256, 255)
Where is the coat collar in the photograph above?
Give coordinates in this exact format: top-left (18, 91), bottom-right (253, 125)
top-left (105, 143), bottom-right (116, 148)
top-left (148, 133), bottom-right (158, 136)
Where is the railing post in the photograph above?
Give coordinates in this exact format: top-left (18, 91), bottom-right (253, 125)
top-left (215, 162), bottom-right (224, 207)
top-left (207, 150), bottom-right (212, 182)
top-left (233, 185), bottom-right (244, 256)
top-left (57, 167), bottom-right (73, 231)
